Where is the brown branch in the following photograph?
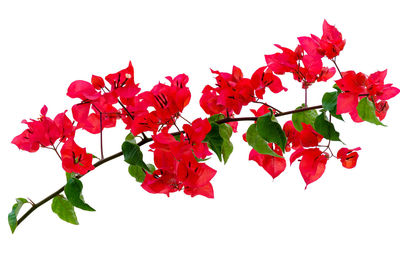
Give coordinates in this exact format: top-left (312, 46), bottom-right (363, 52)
top-left (15, 104), bottom-right (323, 229)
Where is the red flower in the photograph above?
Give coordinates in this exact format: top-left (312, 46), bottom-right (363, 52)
top-left (105, 61), bottom-right (140, 99)
top-left (251, 66), bottom-right (287, 98)
top-left (200, 66), bottom-right (256, 115)
top-left (337, 147), bottom-right (361, 169)
top-left (320, 20), bottom-right (346, 59)
top-left (182, 118), bottom-right (212, 159)
top-left (60, 139), bottom-right (95, 175)
top-left (142, 132), bottom-right (216, 198)
top-left (249, 143), bottom-right (286, 179)
top-left (336, 71), bottom-right (367, 115)
top-left (283, 121), bottom-right (301, 151)
top-left (265, 44), bottom-right (298, 75)
top-left (12, 105), bottom-right (75, 152)
top-left (290, 147), bottom-right (328, 188)
top-left (299, 123), bottom-right (323, 147)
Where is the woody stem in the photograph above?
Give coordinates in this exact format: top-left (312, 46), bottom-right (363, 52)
top-left (15, 104), bottom-right (323, 229)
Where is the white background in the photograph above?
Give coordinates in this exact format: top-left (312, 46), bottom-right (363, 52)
top-left (1, 0), bottom-right (400, 263)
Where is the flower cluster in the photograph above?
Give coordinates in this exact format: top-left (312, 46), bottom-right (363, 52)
top-left (142, 118), bottom-right (215, 198)
top-left (11, 20), bottom-right (399, 202)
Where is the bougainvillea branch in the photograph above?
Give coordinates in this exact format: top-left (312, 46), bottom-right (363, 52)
top-left (9, 20), bottom-right (399, 233)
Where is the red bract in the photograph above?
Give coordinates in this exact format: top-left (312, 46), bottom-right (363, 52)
top-left (290, 148), bottom-right (328, 188)
top-left (105, 61), bottom-right (140, 99)
top-left (336, 70), bottom-right (399, 121)
top-left (68, 79), bottom-right (119, 134)
top-left (283, 121), bottom-right (301, 152)
top-left (12, 106), bottom-right (75, 152)
top-left (142, 132), bottom-right (216, 198)
top-left (265, 44), bottom-right (298, 75)
top-left (200, 66), bottom-right (256, 115)
top-left (249, 143), bottom-right (286, 179)
top-left (251, 66), bottom-right (287, 98)
top-left (299, 123), bottom-right (323, 147)
top-left (91, 75), bottom-right (105, 90)
top-left (337, 147), bottom-right (361, 169)
top-left (67, 80), bottom-right (101, 101)
top-left (182, 118), bottom-right (212, 159)
top-left (320, 20), bottom-right (346, 59)
top-left (60, 139), bottom-right (94, 175)
top-left (140, 74), bottom-right (191, 124)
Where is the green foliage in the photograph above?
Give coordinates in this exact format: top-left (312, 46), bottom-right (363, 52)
top-left (51, 195), bottom-right (79, 225)
top-left (256, 111), bottom-right (287, 152)
top-left (204, 122), bottom-right (233, 164)
top-left (122, 141), bottom-right (149, 170)
top-left (125, 132), bottom-right (137, 144)
top-left (314, 113), bottom-right (341, 141)
top-left (65, 177), bottom-right (95, 211)
top-left (322, 89), bottom-right (344, 121)
top-left (128, 165), bottom-right (146, 183)
top-left (357, 97), bottom-right (385, 126)
top-left (8, 198), bottom-right (28, 233)
top-left (292, 104), bottom-right (318, 131)
top-left (246, 124), bottom-right (282, 158)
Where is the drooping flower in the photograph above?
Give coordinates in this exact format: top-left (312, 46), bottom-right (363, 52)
top-left (249, 143), bottom-right (286, 179)
top-left (337, 147), bottom-right (361, 169)
top-left (290, 147), bottom-right (328, 188)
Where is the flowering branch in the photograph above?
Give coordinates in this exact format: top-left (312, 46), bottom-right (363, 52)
top-left (9, 20), bottom-right (399, 233)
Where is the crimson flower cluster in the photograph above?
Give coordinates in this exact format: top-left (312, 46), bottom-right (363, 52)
top-left (12, 20), bottom-right (399, 202)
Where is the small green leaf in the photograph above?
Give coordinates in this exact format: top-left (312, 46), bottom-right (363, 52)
top-left (246, 124), bottom-right (282, 158)
top-left (322, 90), bottom-right (344, 121)
top-left (204, 122), bottom-right (233, 163)
top-left (64, 178), bottom-right (95, 211)
top-left (256, 111), bottom-right (287, 152)
top-left (219, 124), bottom-right (233, 164)
top-left (128, 165), bottom-right (146, 183)
top-left (208, 113), bottom-right (225, 123)
top-left (314, 113), bottom-right (341, 141)
top-left (357, 97), bottom-right (385, 126)
top-left (145, 164), bottom-right (156, 174)
top-left (292, 104), bottom-right (318, 131)
top-left (51, 195), bottom-right (79, 225)
top-left (125, 133), bottom-right (136, 144)
top-left (122, 141), bottom-right (149, 170)
top-left (204, 123), bottom-right (223, 161)
top-left (8, 198), bottom-right (28, 233)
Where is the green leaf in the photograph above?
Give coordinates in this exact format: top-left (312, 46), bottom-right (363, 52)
top-left (64, 178), bottom-right (95, 211)
top-left (322, 90), bottom-right (343, 121)
top-left (8, 198), bottom-right (28, 233)
top-left (173, 134), bottom-right (182, 141)
top-left (292, 104), bottom-right (319, 131)
top-left (204, 122), bottom-right (233, 163)
top-left (146, 164), bottom-right (156, 173)
top-left (128, 165), bottom-right (146, 183)
top-left (51, 195), bottom-right (79, 225)
top-left (219, 124), bottom-right (233, 163)
top-left (125, 133), bottom-right (136, 144)
top-left (314, 113), bottom-right (341, 141)
top-left (246, 124), bottom-right (282, 158)
top-left (121, 141), bottom-right (149, 170)
top-left (208, 113), bottom-right (225, 123)
top-left (256, 111), bottom-right (287, 152)
top-left (204, 123), bottom-right (223, 161)
top-left (357, 97), bottom-right (386, 126)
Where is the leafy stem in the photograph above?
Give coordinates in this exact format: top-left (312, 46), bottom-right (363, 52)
top-left (15, 103), bottom-right (323, 230)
